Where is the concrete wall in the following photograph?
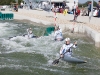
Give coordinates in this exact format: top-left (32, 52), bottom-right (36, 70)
top-left (58, 23), bottom-right (100, 47)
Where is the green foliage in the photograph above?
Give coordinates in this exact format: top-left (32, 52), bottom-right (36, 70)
top-left (78, 1), bottom-right (97, 7)
top-left (78, 3), bottom-right (83, 7)
top-left (18, 0), bottom-right (23, 4)
top-left (0, 0), bottom-right (23, 5)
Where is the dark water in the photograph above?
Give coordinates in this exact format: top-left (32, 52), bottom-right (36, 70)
top-left (0, 20), bottom-right (100, 75)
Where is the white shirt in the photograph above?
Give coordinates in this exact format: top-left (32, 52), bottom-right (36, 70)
top-left (21, 2), bottom-right (23, 6)
top-left (51, 4), bottom-right (54, 9)
top-left (60, 43), bottom-right (77, 55)
top-left (93, 9), bottom-right (98, 16)
top-left (73, 3), bottom-right (77, 9)
top-left (54, 29), bottom-right (63, 39)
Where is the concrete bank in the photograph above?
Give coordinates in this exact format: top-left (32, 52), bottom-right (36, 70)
top-left (13, 13), bottom-right (100, 47)
top-left (61, 23), bottom-right (100, 47)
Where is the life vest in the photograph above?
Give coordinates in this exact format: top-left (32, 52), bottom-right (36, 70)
top-left (60, 44), bottom-right (73, 55)
top-left (55, 30), bottom-right (63, 39)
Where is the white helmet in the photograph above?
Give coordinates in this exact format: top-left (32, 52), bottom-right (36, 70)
top-left (29, 28), bottom-right (32, 30)
top-left (65, 38), bottom-right (70, 41)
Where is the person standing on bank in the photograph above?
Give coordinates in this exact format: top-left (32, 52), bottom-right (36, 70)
top-left (74, 7), bottom-right (80, 21)
top-left (72, 1), bottom-right (77, 20)
top-left (87, 1), bottom-right (91, 16)
top-left (30, 2), bottom-right (32, 9)
top-left (96, 1), bottom-right (100, 17)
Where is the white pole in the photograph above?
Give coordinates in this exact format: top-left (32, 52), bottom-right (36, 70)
top-left (89, 0), bottom-right (93, 22)
top-left (50, 0), bottom-right (51, 11)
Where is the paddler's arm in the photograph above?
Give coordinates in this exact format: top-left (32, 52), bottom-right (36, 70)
top-left (60, 45), bottom-right (66, 58)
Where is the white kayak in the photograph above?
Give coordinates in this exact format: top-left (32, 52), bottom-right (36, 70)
top-left (23, 34), bottom-right (38, 38)
top-left (62, 53), bottom-right (87, 64)
top-left (9, 34), bottom-right (38, 40)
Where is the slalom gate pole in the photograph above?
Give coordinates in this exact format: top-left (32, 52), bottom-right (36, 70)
top-left (71, 21), bottom-right (75, 33)
top-left (54, 12), bottom-right (57, 26)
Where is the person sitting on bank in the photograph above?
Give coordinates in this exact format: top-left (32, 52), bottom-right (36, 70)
top-left (54, 26), bottom-right (63, 41)
top-left (93, 8), bottom-right (98, 17)
top-left (60, 38), bottom-right (77, 57)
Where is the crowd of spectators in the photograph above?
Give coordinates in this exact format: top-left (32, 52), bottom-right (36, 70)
top-left (82, 0), bottom-right (100, 18)
top-left (18, 0), bottom-right (100, 19)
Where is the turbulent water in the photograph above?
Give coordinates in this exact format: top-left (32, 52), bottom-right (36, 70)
top-left (0, 20), bottom-right (100, 75)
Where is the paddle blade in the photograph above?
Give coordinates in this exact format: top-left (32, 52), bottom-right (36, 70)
top-left (52, 59), bottom-right (59, 65)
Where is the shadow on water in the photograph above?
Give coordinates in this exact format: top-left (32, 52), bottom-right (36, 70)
top-left (0, 20), bottom-right (100, 75)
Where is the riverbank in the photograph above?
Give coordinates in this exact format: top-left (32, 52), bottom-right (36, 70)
top-left (1, 9), bottom-right (100, 47)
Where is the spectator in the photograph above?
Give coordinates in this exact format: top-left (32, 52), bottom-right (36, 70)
top-left (20, 2), bottom-right (23, 8)
top-left (30, 2), bottom-right (32, 9)
top-left (63, 8), bottom-right (68, 16)
top-left (51, 3), bottom-right (55, 11)
top-left (72, 1), bottom-right (77, 15)
top-left (88, 1), bottom-right (91, 16)
top-left (14, 4), bottom-right (18, 12)
top-left (74, 7), bottom-right (80, 21)
top-left (24, 2), bottom-right (27, 9)
top-left (96, 1), bottom-right (100, 17)
top-left (81, 8), bottom-right (88, 16)
top-left (56, 6), bottom-right (59, 13)
top-left (62, 1), bottom-right (66, 9)
top-left (59, 6), bottom-right (63, 13)
top-left (72, 1), bottom-right (77, 20)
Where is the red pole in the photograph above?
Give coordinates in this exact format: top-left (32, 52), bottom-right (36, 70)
top-left (71, 21), bottom-right (75, 33)
top-left (54, 12), bottom-right (56, 26)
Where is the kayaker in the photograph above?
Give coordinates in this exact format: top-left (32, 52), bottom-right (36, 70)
top-left (27, 28), bottom-right (34, 38)
top-left (60, 38), bottom-right (77, 57)
top-left (54, 26), bottom-right (63, 41)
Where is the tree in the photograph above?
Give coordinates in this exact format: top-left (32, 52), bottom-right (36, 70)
top-left (18, 0), bottom-right (23, 4)
top-left (0, 0), bottom-right (22, 5)
top-left (78, 3), bottom-right (83, 7)
top-left (78, 1), bottom-right (97, 7)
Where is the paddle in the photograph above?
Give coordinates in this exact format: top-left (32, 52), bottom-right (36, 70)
top-left (52, 41), bottom-right (77, 65)
top-left (52, 57), bottom-right (61, 65)
top-left (52, 53), bottom-right (65, 65)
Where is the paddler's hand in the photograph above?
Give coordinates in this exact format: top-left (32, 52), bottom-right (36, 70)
top-left (60, 54), bottom-right (64, 58)
top-left (74, 41), bottom-right (77, 46)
